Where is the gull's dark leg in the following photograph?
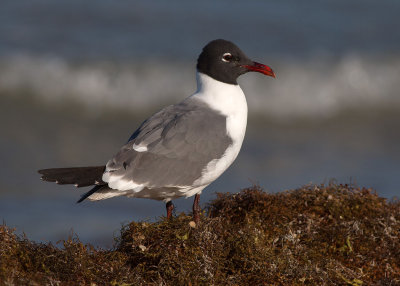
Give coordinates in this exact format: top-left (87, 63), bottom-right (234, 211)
top-left (192, 194), bottom-right (201, 223)
top-left (166, 201), bottom-right (174, 219)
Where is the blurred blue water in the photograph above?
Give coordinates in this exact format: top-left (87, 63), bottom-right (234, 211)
top-left (0, 0), bottom-right (399, 247)
top-left (1, 0), bottom-right (399, 59)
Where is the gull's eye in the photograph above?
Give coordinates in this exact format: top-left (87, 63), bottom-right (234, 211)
top-left (222, 52), bottom-right (233, 62)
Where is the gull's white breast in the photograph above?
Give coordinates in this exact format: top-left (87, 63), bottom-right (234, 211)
top-left (190, 72), bottom-right (248, 188)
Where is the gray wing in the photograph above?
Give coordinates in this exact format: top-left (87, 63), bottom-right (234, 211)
top-left (103, 98), bottom-right (233, 189)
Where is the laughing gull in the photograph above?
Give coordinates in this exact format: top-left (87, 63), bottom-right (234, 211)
top-left (38, 39), bottom-right (275, 223)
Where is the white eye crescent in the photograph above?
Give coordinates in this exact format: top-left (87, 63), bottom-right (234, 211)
top-left (222, 52), bottom-right (233, 62)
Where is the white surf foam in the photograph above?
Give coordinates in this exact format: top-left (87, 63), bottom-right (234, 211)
top-left (1, 54), bottom-right (399, 119)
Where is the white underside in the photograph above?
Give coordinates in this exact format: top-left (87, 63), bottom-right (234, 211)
top-left (87, 185), bottom-right (206, 202)
top-left (91, 72), bottom-right (248, 202)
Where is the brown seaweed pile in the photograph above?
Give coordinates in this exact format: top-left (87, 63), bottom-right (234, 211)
top-left (1, 184), bottom-right (399, 285)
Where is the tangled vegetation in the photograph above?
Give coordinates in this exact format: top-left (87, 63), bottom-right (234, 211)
top-left (1, 184), bottom-right (399, 285)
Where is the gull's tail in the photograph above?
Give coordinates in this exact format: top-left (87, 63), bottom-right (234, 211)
top-left (38, 166), bottom-right (106, 188)
top-left (38, 166), bottom-right (109, 203)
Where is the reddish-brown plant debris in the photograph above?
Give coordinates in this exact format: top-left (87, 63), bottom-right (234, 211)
top-left (1, 184), bottom-right (399, 285)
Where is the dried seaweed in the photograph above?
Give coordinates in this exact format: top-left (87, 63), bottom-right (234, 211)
top-left (1, 184), bottom-right (399, 285)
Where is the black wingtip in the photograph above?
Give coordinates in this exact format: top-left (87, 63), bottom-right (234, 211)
top-left (76, 185), bottom-right (103, 204)
top-left (38, 169), bottom-right (48, 176)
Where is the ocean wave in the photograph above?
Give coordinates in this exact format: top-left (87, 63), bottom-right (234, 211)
top-left (1, 54), bottom-right (399, 118)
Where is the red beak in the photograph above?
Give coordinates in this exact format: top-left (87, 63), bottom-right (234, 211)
top-left (242, 62), bottom-right (276, 78)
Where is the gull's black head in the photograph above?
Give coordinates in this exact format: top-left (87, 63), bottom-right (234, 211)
top-left (196, 39), bottom-right (275, 85)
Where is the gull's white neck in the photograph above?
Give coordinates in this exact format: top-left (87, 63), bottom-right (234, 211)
top-left (192, 72), bottom-right (247, 117)
top-left (191, 72), bottom-right (248, 143)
